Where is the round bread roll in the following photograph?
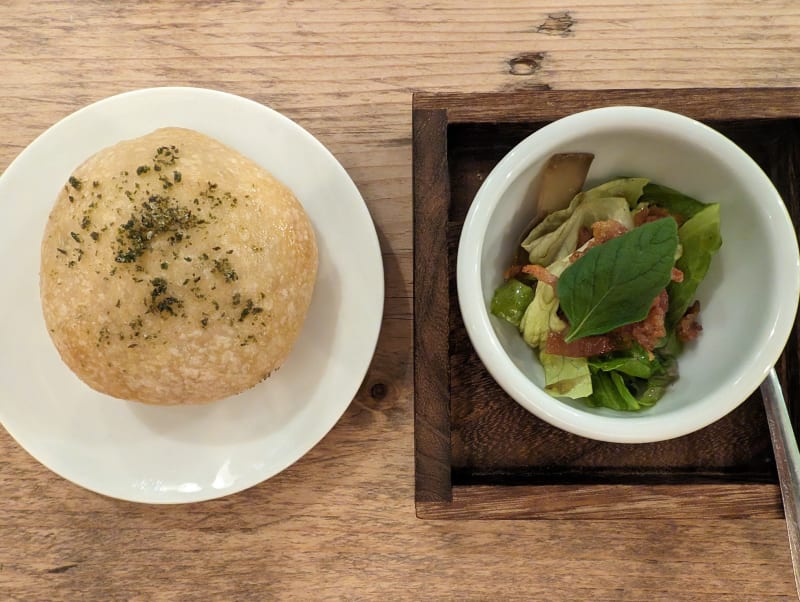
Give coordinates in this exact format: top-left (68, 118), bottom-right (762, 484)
top-left (40, 127), bottom-right (318, 404)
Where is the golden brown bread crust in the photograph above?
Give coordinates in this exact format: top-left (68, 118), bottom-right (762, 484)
top-left (40, 127), bottom-right (317, 404)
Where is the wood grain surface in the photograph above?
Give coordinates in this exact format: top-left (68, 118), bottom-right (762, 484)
top-left (2, 1), bottom-right (800, 599)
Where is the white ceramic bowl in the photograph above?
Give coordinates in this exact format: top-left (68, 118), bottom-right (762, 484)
top-left (457, 106), bottom-right (800, 443)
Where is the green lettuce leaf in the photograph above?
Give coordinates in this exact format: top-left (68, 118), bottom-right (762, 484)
top-left (521, 178), bottom-right (647, 267)
top-left (522, 192), bottom-right (584, 248)
top-left (519, 282), bottom-right (557, 349)
top-left (518, 286), bottom-right (593, 399)
top-left (666, 203), bottom-right (722, 328)
top-left (518, 253), bottom-right (573, 349)
top-left (490, 278), bottom-right (534, 326)
top-left (541, 352), bottom-right (592, 399)
top-left (640, 183), bottom-right (706, 220)
top-left (522, 178), bottom-right (648, 266)
top-left (583, 177), bottom-right (649, 209)
top-left (514, 254), bottom-right (592, 398)
top-left (522, 196), bottom-right (634, 266)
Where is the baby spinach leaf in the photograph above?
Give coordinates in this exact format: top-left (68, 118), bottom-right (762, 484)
top-left (630, 354), bottom-right (679, 406)
top-left (589, 343), bottom-right (658, 379)
top-left (586, 352), bottom-right (678, 411)
top-left (587, 368), bottom-right (641, 411)
top-left (557, 218), bottom-right (679, 342)
top-left (610, 372), bottom-right (642, 409)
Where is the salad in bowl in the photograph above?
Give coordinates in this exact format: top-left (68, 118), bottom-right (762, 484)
top-left (456, 106), bottom-right (799, 443)
top-left (491, 154), bottom-right (721, 411)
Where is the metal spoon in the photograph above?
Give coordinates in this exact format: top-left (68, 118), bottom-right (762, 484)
top-left (762, 367), bottom-right (800, 595)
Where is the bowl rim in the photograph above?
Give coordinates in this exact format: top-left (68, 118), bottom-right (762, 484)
top-left (456, 105), bottom-right (800, 443)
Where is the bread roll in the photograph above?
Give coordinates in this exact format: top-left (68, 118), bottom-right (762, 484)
top-left (40, 127), bottom-right (317, 404)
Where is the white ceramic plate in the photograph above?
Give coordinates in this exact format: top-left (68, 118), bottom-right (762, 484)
top-left (0, 87), bottom-right (384, 503)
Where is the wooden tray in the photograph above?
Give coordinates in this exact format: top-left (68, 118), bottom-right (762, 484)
top-left (413, 89), bottom-right (800, 519)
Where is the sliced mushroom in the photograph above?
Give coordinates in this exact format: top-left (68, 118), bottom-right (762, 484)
top-left (535, 152), bottom-right (595, 219)
top-left (511, 152), bottom-right (595, 271)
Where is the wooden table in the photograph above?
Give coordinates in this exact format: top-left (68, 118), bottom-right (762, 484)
top-left (1, 1), bottom-right (798, 599)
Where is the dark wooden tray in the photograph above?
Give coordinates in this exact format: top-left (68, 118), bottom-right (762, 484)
top-left (413, 89), bottom-right (800, 519)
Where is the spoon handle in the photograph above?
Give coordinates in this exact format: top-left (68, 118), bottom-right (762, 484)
top-left (762, 367), bottom-right (800, 596)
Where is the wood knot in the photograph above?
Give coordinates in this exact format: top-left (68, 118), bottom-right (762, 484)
top-left (536, 11), bottom-right (575, 36)
top-left (508, 52), bottom-right (545, 76)
top-left (370, 382), bottom-right (388, 400)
